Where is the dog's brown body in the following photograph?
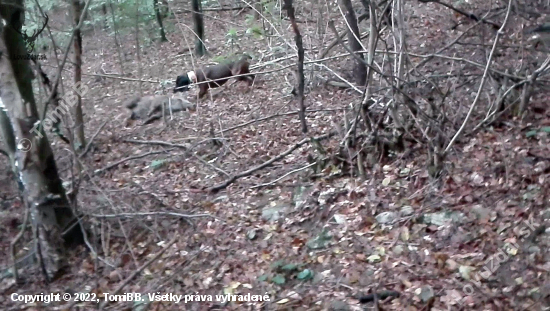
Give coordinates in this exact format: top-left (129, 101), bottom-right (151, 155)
top-left (174, 55), bottom-right (255, 98)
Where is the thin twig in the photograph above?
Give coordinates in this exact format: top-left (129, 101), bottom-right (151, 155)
top-left (209, 132), bottom-right (337, 192)
top-left (79, 120), bottom-right (108, 158)
top-left (98, 233), bottom-right (179, 310)
top-left (82, 73), bottom-right (158, 83)
top-left (41, 0), bottom-right (93, 121)
top-left (91, 211), bottom-right (222, 221)
top-left (192, 153), bottom-right (230, 176)
top-left (220, 108), bottom-right (347, 134)
top-left (251, 163), bottom-right (315, 189)
top-left (418, 0), bottom-right (501, 28)
top-left (445, 0), bottom-right (513, 153)
top-left (94, 150), bottom-right (172, 175)
top-left (122, 139), bottom-right (189, 149)
top-left (10, 208), bottom-right (29, 284)
top-left (202, 6), bottom-right (248, 11)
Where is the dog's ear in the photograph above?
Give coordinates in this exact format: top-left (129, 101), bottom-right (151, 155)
top-left (232, 56), bottom-right (252, 76)
top-left (174, 75), bottom-right (191, 93)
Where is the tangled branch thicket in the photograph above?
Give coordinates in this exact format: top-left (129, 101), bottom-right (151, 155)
top-left (236, 0), bottom-right (549, 184)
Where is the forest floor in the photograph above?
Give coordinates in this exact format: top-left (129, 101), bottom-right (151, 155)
top-left (1, 1), bottom-right (550, 310)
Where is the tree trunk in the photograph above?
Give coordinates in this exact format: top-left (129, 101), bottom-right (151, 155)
top-left (72, 0), bottom-right (86, 149)
top-left (340, 0), bottom-right (366, 86)
top-left (153, 0), bottom-right (168, 41)
top-left (109, 0), bottom-right (125, 73)
top-left (135, 0), bottom-right (143, 96)
top-left (102, 3), bottom-right (108, 30)
top-left (283, 0), bottom-right (307, 133)
top-left (254, 0), bottom-right (262, 20)
top-left (192, 0), bottom-right (206, 56)
top-left (0, 0), bottom-right (84, 282)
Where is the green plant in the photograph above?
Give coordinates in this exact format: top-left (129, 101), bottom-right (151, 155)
top-left (246, 25), bottom-right (263, 38)
top-left (245, 14), bottom-right (255, 25)
top-left (211, 55), bottom-right (227, 63)
top-left (150, 159), bottom-right (168, 170)
top-left (257, 259), bottom-right (314, 285)
top-left (225, 28), bottom-right (240, 51)
top-left (525, 126), bottom-right (550, 138)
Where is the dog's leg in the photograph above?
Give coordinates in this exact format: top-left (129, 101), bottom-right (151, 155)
top-left (244, 75), bottom-right (255, 93)
top-left (231, 58), bottom-right (254, 92)
top-left (198, 83), bottom-right (209, 98)
top-left (237, 74), bottom-right (255, 93)
top-left (247, 74), bottom-right (255, 85)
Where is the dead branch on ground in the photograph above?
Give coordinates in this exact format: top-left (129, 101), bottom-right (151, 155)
top-left (209, 132), bottom-right (337, 192)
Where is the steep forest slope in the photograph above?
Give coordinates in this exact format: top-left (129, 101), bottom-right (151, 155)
top-left (1, 0), bottom-right (550, 310)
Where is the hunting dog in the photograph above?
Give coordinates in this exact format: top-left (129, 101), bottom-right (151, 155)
top-left (174, 55), bottom-right (255, 98)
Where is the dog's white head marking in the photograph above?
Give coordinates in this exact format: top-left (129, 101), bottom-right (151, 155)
top-left (187, 71), bottom-right (197, 83)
